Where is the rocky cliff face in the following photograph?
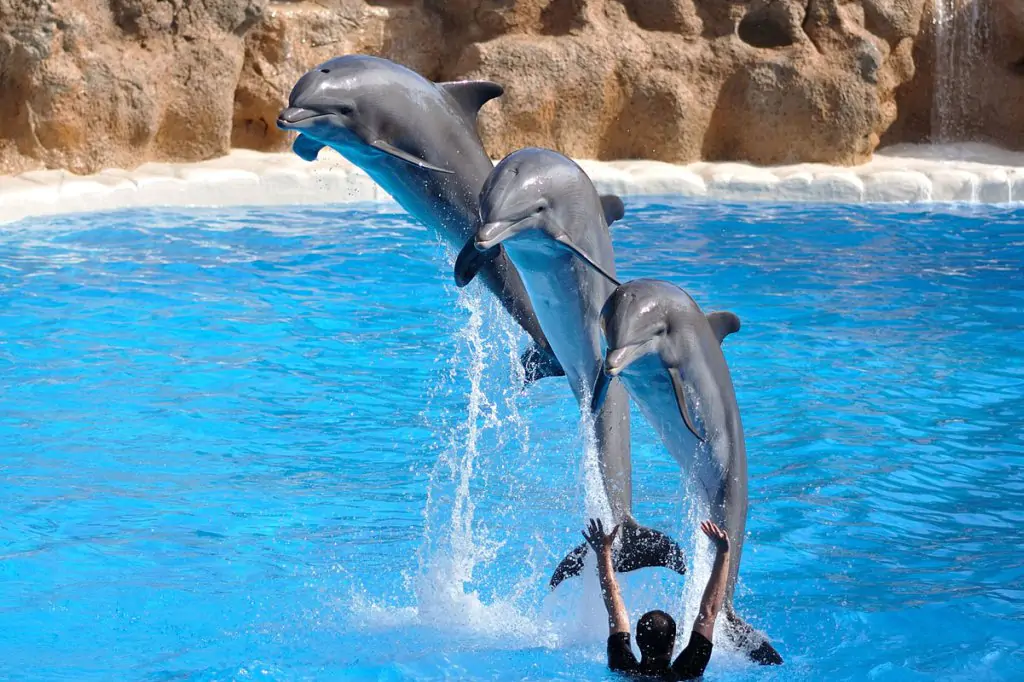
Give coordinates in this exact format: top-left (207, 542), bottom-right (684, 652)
top-left (0, 0), bottom-right (264, 174)
top-left (0, 0), bottom-right (1015, 175)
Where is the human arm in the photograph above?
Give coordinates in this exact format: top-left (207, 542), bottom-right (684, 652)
top-left (582, 518), bottom-right (630, 635)
top-left (669, 521), bottom-right (731, 680)
top-left (692, 520), bottom-right (731, 641)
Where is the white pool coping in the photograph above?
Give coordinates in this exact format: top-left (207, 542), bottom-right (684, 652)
top-left (1, 142), bottom-right (1022, 224)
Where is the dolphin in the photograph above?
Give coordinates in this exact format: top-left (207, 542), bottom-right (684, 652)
top-left (276, 54), bottom-right (568, 382)
top-left (592, 278), bottom-right (782, 665)
top-left (454, 148), bottom-right (687, 587)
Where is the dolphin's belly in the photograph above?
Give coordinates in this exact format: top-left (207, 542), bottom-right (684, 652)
top-left (621, 359), bottom-right (732, 509)
top-left (623, 365), bottom-right (702, 467)
top-left (514, 253), bottom-right (602, 400)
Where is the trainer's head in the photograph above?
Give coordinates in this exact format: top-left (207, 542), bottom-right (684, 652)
top-left (636, 610), bottom-right (677, 664)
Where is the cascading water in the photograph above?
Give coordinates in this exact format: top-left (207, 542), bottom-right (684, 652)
top-left (931, 0), bottom-right (991, 142)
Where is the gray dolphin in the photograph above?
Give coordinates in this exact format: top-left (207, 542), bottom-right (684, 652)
top-left (454, 148), bottom-right (687, 587)
top-left (592, 278), bottom-right (782, 665)
top-left (276, 54), bottom-right (564, 382)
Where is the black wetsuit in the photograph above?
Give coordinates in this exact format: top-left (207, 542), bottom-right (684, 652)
top-left (607, 630), bottom-right (713, 680)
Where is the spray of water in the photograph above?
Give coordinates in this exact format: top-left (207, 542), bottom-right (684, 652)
top-left (346, 272), bottom-right (639, 652)
top-left (340, 279), bottom-right (554, 645)
top-left (344, 269), bottom-right (723, 660)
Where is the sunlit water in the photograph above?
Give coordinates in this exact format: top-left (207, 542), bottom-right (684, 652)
top-left (1, 199), bottom-right (1022, 681)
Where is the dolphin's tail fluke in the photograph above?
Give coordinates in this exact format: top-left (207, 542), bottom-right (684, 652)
top-left (520, 342), bottom-right (565, 385)
top-left (724, 610), bottom-right (784, 665)
top-left (549, 524), bottom-right (687, 589)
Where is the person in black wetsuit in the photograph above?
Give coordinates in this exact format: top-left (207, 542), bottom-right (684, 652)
top-left (582, 518), bottom-right (732, 680)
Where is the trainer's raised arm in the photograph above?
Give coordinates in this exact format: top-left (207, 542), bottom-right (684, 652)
top-left (693, 520), bottom-right (731, 641)
top-left (582, 518), bottom-right (629, 635)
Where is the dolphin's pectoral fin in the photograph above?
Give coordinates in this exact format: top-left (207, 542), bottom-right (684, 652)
top-left (438, 80), bottom-right (504, 123)
top-left (591, 368), bottom-right (613, 413)
top-left (368, 139), bottom-right (454, 174)
top-left (668, 367), bottom-right (706, 443)
top-left (554, 234), bottom-right (621, 287)
top-left (453, 238), bottom-right (498, 288)
top-left (599, 194), bottom-right (625, 226)
top-left (707, 311), bottom-right (741, 344)
top-left (292, 134), bottom-right (325, 162)
top-left (725, 611), bottom-right (784, 665)
top-left (520, 342), bottom-right (565, 385)
top-left (549, 525), bottom-right (687, 590)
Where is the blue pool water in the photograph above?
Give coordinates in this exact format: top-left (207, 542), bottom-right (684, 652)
top-left (1, 198), bottom-right (1022, 681)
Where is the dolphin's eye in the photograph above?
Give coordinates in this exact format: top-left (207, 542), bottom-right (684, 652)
top-left (534, 205), bottom-right (544, 214)
top-left (337, 104), bottom-right (353, 116)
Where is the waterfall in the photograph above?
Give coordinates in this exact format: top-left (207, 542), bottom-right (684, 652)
top-left (931, 0), bottom-right (991, 142)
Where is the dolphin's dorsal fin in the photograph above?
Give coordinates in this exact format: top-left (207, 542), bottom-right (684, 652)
top-left (600, 194), bottom-right (625, 225)
top-left (706, 311), bottom-right (741, 344)
top-left (438, 80), bottom-right (504, 123)
top-left (292, 134), bottom-right (324, 162)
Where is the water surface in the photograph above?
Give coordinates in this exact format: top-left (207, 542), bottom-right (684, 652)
top-left (2, 199), bottom-right (1022, 680)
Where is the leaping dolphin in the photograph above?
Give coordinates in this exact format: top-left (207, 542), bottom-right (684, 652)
top-left (276, 55), bottom-right (564, 382)
top-left (454, 148), bottom-right (687, 587)
top-left (592, 278), bottom-right (782, 665)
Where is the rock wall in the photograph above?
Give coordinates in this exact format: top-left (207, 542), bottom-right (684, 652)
top-left (1, 0), bottom-right (1016, 175)
top-left (0, 0), bottom-right (264, 174)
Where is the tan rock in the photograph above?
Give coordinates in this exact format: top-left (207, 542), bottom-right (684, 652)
top-left (0, 0), bottom-right (263, 174)
top-left (451, 0), bottom-right (918, 165)
top-left (13, 0), bottom-right (1019, 173)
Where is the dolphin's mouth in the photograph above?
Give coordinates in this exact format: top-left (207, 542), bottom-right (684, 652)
top-left (591, 342), bottom-right (648, 412)
top-left (276, 108), bottom-right (331, 129)
top-left (605, 342), bottom-right (649, 376)
top-left (475, 216), bottom-right (531, 251)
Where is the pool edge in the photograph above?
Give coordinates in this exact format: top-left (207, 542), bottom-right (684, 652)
top-left (1, 142), bottom-right (1022, 225)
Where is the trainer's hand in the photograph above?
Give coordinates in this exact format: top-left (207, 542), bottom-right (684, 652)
top-left (582, 518), bottom-right (620, 555)
top-left (700, 520), bottom-right (731, 553)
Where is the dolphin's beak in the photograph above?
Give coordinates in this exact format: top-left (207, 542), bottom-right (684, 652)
top-left (277, 107), bottom-right (326, 129)
top-left (476, 217), bottom-right (529, 251)
top-left (605, 343), bottom-right (646, 376)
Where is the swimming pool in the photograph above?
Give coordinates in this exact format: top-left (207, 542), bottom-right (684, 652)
top-left (2, 198), bottom-right (1022, 680)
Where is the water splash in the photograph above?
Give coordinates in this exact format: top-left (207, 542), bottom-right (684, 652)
top-left (351, 280), bottom-right (557, 645)
top-left (345, 252), bottom-right (672, 650)
top-left (578, 405), bottom-right (614, 525)
top-left (932, 0), bottom-right (991, 142)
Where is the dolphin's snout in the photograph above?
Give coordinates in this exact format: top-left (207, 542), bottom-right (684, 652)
top-left (605, 344), bottom-right (642, 376)
top-left (277, 107), bottom-right (322, 128)
top-left (602, 348), bottom-right (626, 374)
top-left (476, 220), bottom-right (517, 251)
